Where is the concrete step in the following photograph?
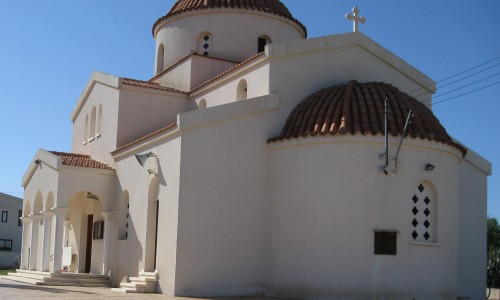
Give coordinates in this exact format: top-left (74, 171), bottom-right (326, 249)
top-left (0, 275), bottom-right (41, 285)
top-left (111, 271), bottom-right (158, 293)
top-left (2, 270), bottom-right (110, 287)
top-left (111, 287), bottom-right (138, 293)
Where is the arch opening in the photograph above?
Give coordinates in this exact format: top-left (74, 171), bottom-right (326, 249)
top-left (156, 43), bottom-right (165, 74)
top-left (237, 79), bottom-right (248, 101)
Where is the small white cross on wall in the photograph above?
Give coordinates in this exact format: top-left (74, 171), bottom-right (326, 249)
top-left (345, 7), bottom-right (366, 32)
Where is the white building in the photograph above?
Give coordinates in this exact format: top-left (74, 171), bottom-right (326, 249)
top-left (14, 0), bottom-right (491, 299)
top-left (0, 192), bottom-right (22, 268)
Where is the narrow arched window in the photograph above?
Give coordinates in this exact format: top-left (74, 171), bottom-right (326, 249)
top-left (97, 105), bottom-right (102, 137)
top-left (156, 43), bottom-right (165, 74)
top-left (198, 99), bottom-right (207, 109)
top-left (258, 35), bottom-right (272, 53)
top-left (197, 32), bottom-right (213, 56)
top-left (84, 114), bottom-right (89, 143)
top-left (90, 106), bottom-right (96, 140)
top-left (237, 79), bottom-right (248, 101)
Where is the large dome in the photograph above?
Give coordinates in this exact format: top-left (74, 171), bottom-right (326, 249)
top-left (270, 80), bottom-right (466, 156)
top-left (153, 0), bottom-right (306, 36)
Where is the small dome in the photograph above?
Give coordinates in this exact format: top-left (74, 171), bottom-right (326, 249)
top-left (153, 0), bottom-right (306, 36)
top-left (270, 80), bottom-right (466, 156)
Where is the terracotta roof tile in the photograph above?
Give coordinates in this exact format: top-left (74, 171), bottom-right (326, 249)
top-left (153, 0), bottom-right (306, 37)
top-left (122, 78), bottom-right (188, 94)
top-left (111, 122), bottom-right (178, 155)
top-left (269, 80), bottom-right (467, 157)
top-left (49, 151), bottom-right (114, 170)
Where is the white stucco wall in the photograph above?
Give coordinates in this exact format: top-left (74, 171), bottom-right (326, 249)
top-left (457, 149), bottom-right (490, 300)
top-left (72, 82), bottom-right (120, 166)
top-left (154, 10), bottom-right (304, 73)
top-left (113, 133), bottom-right (182, 294)
top-left (267, 136), bottom-right (462, 299)
top-left (191, 59), bottom-right (270, 108)
top-left (116, 87), bottom-right (188, 148)
top-left (153, 55), bottom-right (237, 92)
top-left (172, 94), bottom-right (279, 297)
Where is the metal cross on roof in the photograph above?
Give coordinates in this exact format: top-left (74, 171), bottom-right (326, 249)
top-left (345, 7), bottom-right (366, 32)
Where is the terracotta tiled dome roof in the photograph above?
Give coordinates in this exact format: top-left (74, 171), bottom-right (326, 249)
top-left (153, 0), bottom-right (306, 36)
top-left (269, 80), bottom-right (466, 156)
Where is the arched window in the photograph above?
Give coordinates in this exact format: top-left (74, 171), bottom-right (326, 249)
top-left (237, 79), bottom-right (248, 101)
top-left (197, 32), bottom-right (213, 56)
top-left (97, 105), bottom-right (102, 137)
top-left (156, 43), bottom-right (165, 74)
top-left (198, 99), bottom-right (207, 109)
top-left (118, 191), bottom-right (129, 240)
top-left (89, 106), bottom-right (96, 140)
top-left (411, 182), bottom-right (437, 243)
top-left (258, 35), bottom-right (272, 53)
top-left (84, 114), bottom-right (89, 143)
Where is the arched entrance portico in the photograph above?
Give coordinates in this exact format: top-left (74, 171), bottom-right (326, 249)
top-left (65, 191), bottom-right (109, 274)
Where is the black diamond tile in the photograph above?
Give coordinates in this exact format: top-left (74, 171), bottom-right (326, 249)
top-left (424, 232), bottom-right (430, 240)
top-left (424, 220), bottom-right (430, 228)
top-left (203, 43), bottom-right (209, 49)
top-left (412, 218), bottom-right (418, 227)
top-left (203, 51), bottom-right (209, 56)
top-left (418, 184), bottom-right (425, 193)
top-left (424, 208), bottom-right (430, 217)
top-left (412, 207), bottom-right (419, 215)
top-left (424, 197), bottom-right (430, 205)
top-left (204, 35), bottom-right (210, 41)
top-left (412, 231), bottom-right (418, 239)
top-left (412, 195), bottom-right (419, 204)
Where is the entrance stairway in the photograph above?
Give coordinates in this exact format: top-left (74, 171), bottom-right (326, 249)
top-left (111, 271), bottom-right (158, 293)
top-left (1, 270), bottom-right (111, 287)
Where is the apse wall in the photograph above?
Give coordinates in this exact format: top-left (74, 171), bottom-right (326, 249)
top-left (267, 135), bottom-right (462, 299)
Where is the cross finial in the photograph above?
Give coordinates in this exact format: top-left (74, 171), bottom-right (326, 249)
top-left (345, 7), bottom-right (366, 32)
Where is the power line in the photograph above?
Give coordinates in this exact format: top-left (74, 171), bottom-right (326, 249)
top-left (427, 81), bottom-right (500, 107)
top-left (408, 56), bottom-right (500, 95)
top-left (413, 61), bottom-right (500, 99)
top-left (422, 71), bottom-right (500, 104)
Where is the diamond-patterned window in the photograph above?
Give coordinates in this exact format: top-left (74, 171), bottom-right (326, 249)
top-left (198, 33), bottom-right (212, 57)
top-left (411, 182), bottom-right (437, 243)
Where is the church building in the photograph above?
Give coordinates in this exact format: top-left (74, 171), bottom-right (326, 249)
top-left (12, 1), bottom-right (491, 299)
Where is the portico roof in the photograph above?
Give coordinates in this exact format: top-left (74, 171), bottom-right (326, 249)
top-left (49, 151), bottom-right (113, 170)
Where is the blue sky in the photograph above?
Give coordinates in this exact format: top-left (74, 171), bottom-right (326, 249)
top-left (0, 1), bottom-right (499, 217)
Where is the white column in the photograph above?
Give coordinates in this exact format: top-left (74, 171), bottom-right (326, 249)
top-left (19, 217), bottom-right (31, 270)
top-left (52, 208), bottom-right (68, 273)
top-left (40, 211), bottom-right (54, 272)
top-left (101, 211), bottom-right (118, 276)
top-left (28, 214), bottom-right (42, 271)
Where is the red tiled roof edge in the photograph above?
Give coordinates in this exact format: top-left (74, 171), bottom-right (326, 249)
top-left (189, 52), bottom-right (265, 93)
top-left (111, 122), bottom-right (178, 155)
top-left (49, 151), bottom-right (114, 170)
top-left (268, 81), bottom-right (467, 157)
top-left (122, 78), bottom-right (188, 94)
top-left (152, 0), bottom-right (307, 37)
